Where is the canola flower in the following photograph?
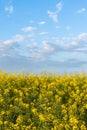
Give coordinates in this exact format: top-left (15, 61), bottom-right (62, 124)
top-left (0, 70), bottom-right (87, 129)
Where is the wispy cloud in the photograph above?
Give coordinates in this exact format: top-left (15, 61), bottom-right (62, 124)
top-left (48, 11), bottom-right (58, 22)
top-left (42, 40), bottom-right (54, 52)
top-left (26, 33), bottom-right (87, 60)
top-left (1, 32), bottom-right (87, 59)
top-left (53, 33), bottom-right (87, 52)
top-left (39, 31), bottom-right (49, 35)
top-left (56, 2), bottom-right (62, 12)
top-left (3, 34), bottom-right (25, 45)
top-left (38, 21), bottom-right (46, 25)
top-left (48, 2), bottom-right (62, 23)
top-left (0, 34), bottom-right (25, 58)
top-left (5, 5), bottom-right (14, 14)
top-left (1, 32), bottom-right (87, 73)
top-left (27, 40), bottom-right (55, 60)
top-left (72, 33), bottom-right (87, 50)
top-left (22, 26), bottom-right (37, 32)
top-left (77, 8), bottom-right (86, 14)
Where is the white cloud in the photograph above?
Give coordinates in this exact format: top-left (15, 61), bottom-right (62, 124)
top-left (77, 8), bottom-right (86, 14)
top-left (78, 33), bottom-right (87, 41)
top-left (22, 26), bottom-right (37, 32)
top-left (56, 2), bottom-right (62, 12)
top-left (27, 42), bottom-right (38, 49)
top-left (42, 33), bottom-right (87, 53)
top-left (51, 33), bottom-right (87, 51)
top-left (42, 40), bottom-right (54, 52)
top-left (3, 34), bottom-right (25, 45)
top-left (27, 34), bottom-right (35, 39)
top-left (1, 32), bottom-right (87, 73)
top-left (38, 21), bottom-right (46, 25)
top-left (26, 40), bottom-right (55, 60)
top-left (0, 34), bottom-right (25, 59)
top-left (33, 33), bottom-right (87, 56)
top-left (48, 2), bottom-right (62, 23)
top-left (71, 33), bottom-right (87, 46)
top-left (53, 33), bottom-right (87, 51)
top-left (14, 34), bottom-right (25, 42)
top-left (48, 11), bottom-right (58, 22)
top-left (39, 31), bottom-right (49, 35)
top-left (5, 5), bottom-right (13, 14)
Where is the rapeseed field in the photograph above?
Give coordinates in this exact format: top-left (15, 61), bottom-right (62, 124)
top-left (0, 70), bottom-right (87, 130)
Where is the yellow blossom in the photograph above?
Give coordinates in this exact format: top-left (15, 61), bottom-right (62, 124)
top-left (39, 113), bottom-right (45, 122)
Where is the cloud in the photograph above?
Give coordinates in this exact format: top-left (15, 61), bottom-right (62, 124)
top-left (77, 8), bottom-right (86, 14)
top-left (25, 40), bottom-right (55, 61)
top-left (40, 33), bottom-right (87, 54)
top-left (5, 5), bottom-right (14, 14)
top-left (1, 32), bottom-right (87, 64)
top-left (39, 31), bottom-right (49, 35)
top-left (56, 2), bottom-right (62, 12)
top-left (0, 53), bottom-right (87, 74)
top-left (1, 32), bottom-right (87, 73)
top-left (42, 40), bottom-right (54, 52)
top-left (0, 34), bottom-right (25, 59)
top-left (54, 33), bottom-right (87, 52)
top-left (27, 34), bottom-right (35, 39)
top-left (71, 33), bottom-right (87, 46)
top-left (32, 33), bottom-right (87, 58)
top-left (48, 2), bottom-right (62, 23)
top-left (38, 21), bottom-right (46, 25)
top-left (48, 11), bottom-right (58, 22)
top-left (22, 26), bottom-right (37, 32)
top-left (3, 34), bottom-right (25, 45)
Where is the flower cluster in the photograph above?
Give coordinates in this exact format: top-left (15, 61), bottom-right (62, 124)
top-left (0, 71), bottom-right (87, 129)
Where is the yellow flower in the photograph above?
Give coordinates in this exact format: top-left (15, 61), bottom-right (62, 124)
top-left (46, 91), bottom-right (53, 96)
top-left (58, 123), bottom-right (64, 129)
top-left (14, 88), bottom-right (18, 93)
top-left (76, 89), bottom-right (80, 94)
top-left (62, 109), bottom-right (67, 114)
top-left (4, 121), bottom-right (8, 125)
top-left (84, 104), bottom-right (87, 109)
top-left (65, 124), bottom-right (70, 130)
top-left (0, 121), bottom-right (3, 125)
top-left (25, 104), bottom-right (29, 109)
top-left (81, 124), bottom-right (87, 130)
top-left (4, 88), bottom-right (10, 94)
top-left (0, 97), bottom-right (4, 103)
top-left (32, 108), bottom-right (38, 115)
top-left (39, 113), bottom-right (45, 122)
top-left (18, 90), bottom-right (23, 97)
top-left (72, 125), bottom-right (78, 130)
top-left (16, 115), bottom-right (23, 124)
top-left (32, 126), bottom-right (36, 130)
top-left (13, 123), bottom-right (20, 130)
top-left (63, 115), bottom-right (68, 121)
top-left (1, 111), bottom-right (5, 115)
top-left (69, 117), bottom-right (78, 125)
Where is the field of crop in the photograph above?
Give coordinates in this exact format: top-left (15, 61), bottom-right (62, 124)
top-left (0, 70), bottom-right (87, 130)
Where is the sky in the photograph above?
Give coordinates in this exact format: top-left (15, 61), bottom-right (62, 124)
top-left (0, 0), bottom-right (87, 74)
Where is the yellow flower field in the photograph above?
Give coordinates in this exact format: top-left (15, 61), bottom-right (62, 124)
top-left (0, 71), bottom-right (87, 130)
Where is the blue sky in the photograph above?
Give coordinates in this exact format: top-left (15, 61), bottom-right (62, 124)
top-left (0, 0), bottom-right (87, 74)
